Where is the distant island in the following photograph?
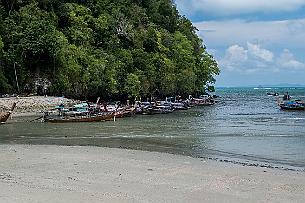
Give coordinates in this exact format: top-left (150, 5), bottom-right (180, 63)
top-left (258, 84), bottom-right (305, 88)
top-left (217, 84), bottom-right (305, 88)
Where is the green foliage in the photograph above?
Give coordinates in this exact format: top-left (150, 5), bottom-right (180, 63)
top-left (0, 35), bottom-right (12, 92)
top-left (0, 0), bottom-right (219, 99)
top-left (0, 36), bottom-right (3, 51)
top-left (125, 73), bottom-right (141, 98)
top-left (207, 85), bottom-right (215, 92)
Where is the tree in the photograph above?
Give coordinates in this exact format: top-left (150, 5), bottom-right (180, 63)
top-left (0, 35), bottom-right (12, 92)
top-left (60, 3), bottom-right (94, 46)
top-left (0, 0), bottom-right (219, 99)
top-left (0, 36), bottom-right (3, 51)
top-left (125, 73), bottom-right (141, 98)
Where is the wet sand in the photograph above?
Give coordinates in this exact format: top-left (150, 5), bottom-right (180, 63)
top-left (0, 144), bottom-right (304, 203)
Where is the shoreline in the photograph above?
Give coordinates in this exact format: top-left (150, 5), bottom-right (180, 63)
top-left (1, 139), bottom-right (304, 173)
top-left (0, 96), bottom-right (77, 117)
top-left (204, 156), bottom-right (305, 173)
top-left (1, 144), bottom-right (305, 202)
top-left (1, 95), bottom-right (304, 174)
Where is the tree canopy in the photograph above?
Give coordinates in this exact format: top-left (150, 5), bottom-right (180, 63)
top-left (0, 0), bottom-right (219, 100)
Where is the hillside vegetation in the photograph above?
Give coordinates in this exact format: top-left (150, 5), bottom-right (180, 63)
top-left (0, 0), bottom-right (219, 100)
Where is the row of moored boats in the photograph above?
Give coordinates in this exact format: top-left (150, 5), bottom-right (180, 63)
top-left (42, 95), bottom-right (217, 123)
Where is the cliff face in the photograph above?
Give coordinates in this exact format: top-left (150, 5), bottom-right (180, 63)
top-left (0, 0), bottom-right (219, 99)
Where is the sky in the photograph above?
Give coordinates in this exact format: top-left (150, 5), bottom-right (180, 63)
top-left (175, 0), bottom-right (305, 87)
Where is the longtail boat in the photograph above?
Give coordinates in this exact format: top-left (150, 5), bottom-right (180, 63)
top-left (43, 112), bottom-right (115, 123)
top-left (279, 100), bottom-right (305, 111)
top-left (0, 103), bottom-right (16, 123)
top-left (188, 95), bottom-right (215, 106)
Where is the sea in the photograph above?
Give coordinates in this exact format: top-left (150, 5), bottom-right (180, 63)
top-left (1, 87), bottom-right (305, 171)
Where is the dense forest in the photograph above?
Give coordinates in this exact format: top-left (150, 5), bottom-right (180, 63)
top-left (0, 0), bottom-right (219, 100)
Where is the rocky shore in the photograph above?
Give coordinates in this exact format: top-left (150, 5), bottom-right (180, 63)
top-left (0, 96), bottom-right (77, 116)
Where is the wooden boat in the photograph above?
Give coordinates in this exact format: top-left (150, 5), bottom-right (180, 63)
top-left (164, 98), bottom-right (188, 110)
top-left (279, 100), bottom-right (305, 111)
top-left (114, 108), bottom-right (135, 118)
top-left (190, 98), bottom-right (215, 106)
top-left (43, 112), bottom-right (115, 123)
top-left (189, 95), bottom-right (215, 106)
top-left (267, 92), bottom-right (279, 96)
top-left (143, 105), bottom-right (174, 115)
top-left (172, 102), bottom-right (188, 110)
top-left (0, 103), bottom-right (16, 123)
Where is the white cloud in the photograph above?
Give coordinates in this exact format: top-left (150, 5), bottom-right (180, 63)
top-left (278, 49), bottom-right (305, 70)
top-left (226, 45), bottom-right (248, 62)
top-left (220, 43), bottom-right (272, 73)
top-left (195, 19), bottom-right (305, 50)
top-left (247, 42), bottom-right (274, 62)
top-left (220, 44), bottom-right (305, 74)
top-left (221, 45), bottom-right (248, 71)
top-left (175, 0), bottom-right (305, 86)
top-left (176, 0), bottom-right (305, 16)
top-left (222, 43), bottom-right (305, 72)
top-left (194, 18), bottom-right (305, 74)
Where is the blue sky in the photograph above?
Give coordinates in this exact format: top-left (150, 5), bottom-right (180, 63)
top-left (176, 0), bottom-right (305, 87)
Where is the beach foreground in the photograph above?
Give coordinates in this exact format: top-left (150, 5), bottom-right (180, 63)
top-left (0, 145), bottom-right (304, 203)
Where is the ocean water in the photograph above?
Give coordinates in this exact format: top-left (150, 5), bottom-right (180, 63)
top-left (1, 87), bottom-right (305, 170)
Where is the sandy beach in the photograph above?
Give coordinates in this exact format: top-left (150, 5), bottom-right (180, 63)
top-left (0, 96), bottom-right (77, 116)
top-left (0, 144), bottom-right (304, 203)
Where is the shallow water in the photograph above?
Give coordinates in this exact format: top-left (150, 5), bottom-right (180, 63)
top-left (1, 87), bottom-right (305, 170)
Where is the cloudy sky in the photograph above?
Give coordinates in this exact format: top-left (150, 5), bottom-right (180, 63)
top-left (176, 0), bottom-right (305, 87)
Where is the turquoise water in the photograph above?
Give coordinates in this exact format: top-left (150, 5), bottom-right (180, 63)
top-left (1, 87), bottom-right (305, 170)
